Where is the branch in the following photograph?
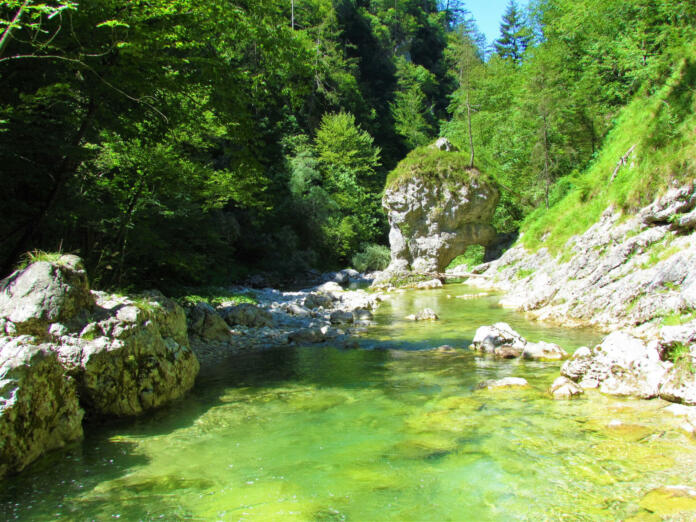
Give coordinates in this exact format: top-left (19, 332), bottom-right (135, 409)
top-left (0, 53), bottom-right (168, 122)
top-left (0, 0), bottom-right (32, 58)
top-left (610, 144), bottom-right (637, 183)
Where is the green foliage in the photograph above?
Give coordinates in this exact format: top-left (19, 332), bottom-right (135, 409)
top-left (351, 244), bottom-right (391, 273)
top-left (447, 245), bottom-right (485, 271)
top-left (15, 250), bottom-right (64, 270)
top-left (521, 54), bottom-right (696, 253)
top-left (663, 343), bottom-right (694, 374)
top-left (515, 268), bottom-right (536, 279)
top-left (174, 288), bottom-right (258, 309)
top-left (494, 0), bottom-right (532, 63)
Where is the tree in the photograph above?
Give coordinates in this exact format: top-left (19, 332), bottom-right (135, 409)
top-left (494, 0), bottom-right (531, 64)
top-left (447, 29), bottom-right (484, 167)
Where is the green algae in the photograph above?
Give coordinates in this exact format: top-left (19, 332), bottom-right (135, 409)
top-left (2, 285), bottom-right (696, 520)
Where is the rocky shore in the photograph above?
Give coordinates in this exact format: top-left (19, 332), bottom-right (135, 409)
top-left (184, 275), bottom-right (383, 369)
top-left (445, 186), bottom-right (696, 408)
top-left (0, 262), bottom-right (383, 477)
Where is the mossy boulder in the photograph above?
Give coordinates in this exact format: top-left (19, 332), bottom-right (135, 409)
top-left (383, 146), bottom-right (499, 273)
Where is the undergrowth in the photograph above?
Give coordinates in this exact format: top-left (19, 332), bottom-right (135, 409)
top-left (447, 245), bottom-right (486, 271)
top-left (174, 287), bottom-right (258, 308)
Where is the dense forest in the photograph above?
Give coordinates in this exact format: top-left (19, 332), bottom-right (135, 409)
top-left (1, 0), bottom-right (694, 289)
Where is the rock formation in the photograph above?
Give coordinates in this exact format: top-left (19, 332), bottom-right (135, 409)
top-left (382, 147), bottom-right (499, 273)
top-left (0, 255), bottom-right (199, 477)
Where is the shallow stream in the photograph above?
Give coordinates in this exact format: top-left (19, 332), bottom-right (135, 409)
top-left (2, 285), bottom-right (696, 520)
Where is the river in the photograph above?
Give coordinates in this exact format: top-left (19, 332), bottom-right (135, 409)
top-left (2, 284), bottom-right (695, 520)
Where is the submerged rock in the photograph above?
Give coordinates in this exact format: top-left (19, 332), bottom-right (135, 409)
top-left (476, 377), bottom-right (529, 390)
top-left (405, 308), bottom-right (439, 321)
top-left (0, 336), bottom-right (84, 477)
top-left (639, 485), bottom-right (696, 516)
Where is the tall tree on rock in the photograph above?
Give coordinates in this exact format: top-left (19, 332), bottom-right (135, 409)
top-left (494, 0), bottom-right (531, 64)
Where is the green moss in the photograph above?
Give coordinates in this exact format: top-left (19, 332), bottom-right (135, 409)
top-left (661, 308), bottom-right (696, 326)
top-left (385, 146), bottom-right (494, 190)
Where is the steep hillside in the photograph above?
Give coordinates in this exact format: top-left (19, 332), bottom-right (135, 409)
top-left (465, 54), bottom-right (696, 338)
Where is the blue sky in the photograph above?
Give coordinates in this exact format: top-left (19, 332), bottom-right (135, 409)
top-left (467, 0), bottom-right (530, 47)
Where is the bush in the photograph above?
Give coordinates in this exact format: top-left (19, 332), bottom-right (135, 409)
top-left (446, 244), bottom-right (485, 271)
top-left (351, 244), bottom-right (391, 273)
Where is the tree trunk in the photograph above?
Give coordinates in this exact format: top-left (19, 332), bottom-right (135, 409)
top-left (466, 88), bottom-right (474, 168)
top-left (0, 98), bottom-right (97, 275)
top-left (542, 114), bottom-right (551, 209)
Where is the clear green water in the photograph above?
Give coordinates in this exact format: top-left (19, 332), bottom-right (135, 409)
top-left (2, 285), bottom-right (696, 521)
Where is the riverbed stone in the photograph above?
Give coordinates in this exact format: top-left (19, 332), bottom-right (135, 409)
top-left (476, 377), bottom-right (529, 390)
top-left (304, 292), bottom-right (334, 309)
top-left (659, 358), bottom-right (696, 405)
top-left (330, 310), bottom-right (354, 325)
top-left (220, 303), bottom-right (273, 328)
top-left (405, 308), bottom-right (439, 321)
top-left (187, 302), bottom-right (230, 342)
top-left (470, 322), bottom-right (526, 355)
top-left (0, 335), bottom-right (84, 478)
top-left (415, 279), bottom-right (443, 290)
top-left (0, 255), bottom-right (94, 336)
top-left (548, 376), bottom-right (584, 399)
top-left (523, 341), bottom-right (568, 361)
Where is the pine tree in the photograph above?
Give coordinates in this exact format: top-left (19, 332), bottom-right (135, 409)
top-left (494, 0), bottom-right (531, 64)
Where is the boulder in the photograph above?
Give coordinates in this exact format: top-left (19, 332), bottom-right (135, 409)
top-left (659, 357), bottom-right (696, 405)
top-left (476, 377), bottom-right (529, 390)
top-left (288, 326), bottom-right (329, 344)
top-left (470, 322), bottom-right (526, 355)
top-left (522, 341), bottom-right (568, 361)
top-left (0, 255), bottom-right (94, 336)
top-left (405, 308), bottom-right (439, 321)
top-left (330, 310), bottom-right (354, 325)
top-left (382, 163), bottom-right (499, 273)
top-left (548, 376), bottom-right (584, 399)
top-left (221, 303), bottom-right (273, 328)
top-left (415, 279), bottom-right (443, 290)
top-left (303, 292), bottom-right (334, 309)
top-left (187, 302), bottom-right (230, 342)
top-left (561, 331), bottom-right (670, 398)
top-left (431, 137), bottom-right (458, 152)
top-left (58, 293), bottom-right (199, 417)
top-left (0, 336), bottom-right (84, 478)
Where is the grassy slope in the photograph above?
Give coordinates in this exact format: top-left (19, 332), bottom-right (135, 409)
top-left (385, 146), bottom-right (494, 190)
top-left (520, 56), bottom-right (696, 253)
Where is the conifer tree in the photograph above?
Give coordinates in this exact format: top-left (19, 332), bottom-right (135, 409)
top-left (494, 0), bottom-right (531, 64)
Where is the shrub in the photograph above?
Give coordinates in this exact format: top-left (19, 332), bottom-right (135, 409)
top-left (351, 244), bottom-right (391, 273)
top-left (446, 245), bottom-right (486, 271)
